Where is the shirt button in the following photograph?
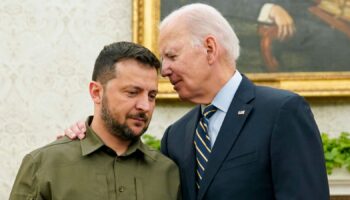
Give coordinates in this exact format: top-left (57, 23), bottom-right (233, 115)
top-left (119, 186), bottom-right (125, 192)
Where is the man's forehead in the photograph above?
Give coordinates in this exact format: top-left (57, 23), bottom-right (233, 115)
top-left (160, 21), bottom-right (187, 43)
top-left (109, 76), bottom-right (158, 91)
top-left (159, 32), bottom-right (185, 52)
top-left (159, 38), bottom-right (174, 54)
top-left (124, 83), bottom-right (158, 91)
top-left (161, 44), bottom-right (176, 53)
top-left (115, 59), bottom-right (156, 72)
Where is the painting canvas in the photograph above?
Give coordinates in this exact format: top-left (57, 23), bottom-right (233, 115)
top-left (132, 0), bottom-right (350, 98)
top-left (161, 0), bottom-right (350, 73)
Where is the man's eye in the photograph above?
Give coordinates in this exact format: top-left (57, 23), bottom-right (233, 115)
top-left (127, 91), bottom-right (138, 96)
top-left (165, 53), bottom-right (176, 60)
top-left (149, 93), bottom-right (157, 100)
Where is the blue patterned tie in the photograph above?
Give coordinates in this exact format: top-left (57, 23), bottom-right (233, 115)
top-left (194, 104), bottom-right (217, 189)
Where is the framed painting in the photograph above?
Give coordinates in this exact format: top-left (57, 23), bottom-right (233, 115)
top-left (132, 0), bottom-right (350, 99)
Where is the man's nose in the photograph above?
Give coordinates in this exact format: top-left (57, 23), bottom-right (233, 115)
top-left (161, 60), bottom-right (171, 77)
top-left (136, 96), bottom-right (151, 111)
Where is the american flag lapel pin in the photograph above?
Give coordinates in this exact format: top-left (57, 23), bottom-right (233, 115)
top-left (238, 110), bottom-right (245, 115)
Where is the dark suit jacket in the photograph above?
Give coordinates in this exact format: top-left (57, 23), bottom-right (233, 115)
top-left (161, 76), bottom-right (329, 200)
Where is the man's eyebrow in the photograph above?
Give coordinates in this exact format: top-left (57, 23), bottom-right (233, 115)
top-left (123, 85), bottom-right (158, 93)
top-left (151, 89), bottom-right (158, 93)
top-left (163, 48), bottom-right (176, 54)
top-left (122, 85), bottom-right (141, 90)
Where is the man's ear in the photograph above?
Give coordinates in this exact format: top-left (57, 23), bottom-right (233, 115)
top-left (89, 81), bottom-right (103, 104)
top-left (204, 35), bottom-right (218, 65)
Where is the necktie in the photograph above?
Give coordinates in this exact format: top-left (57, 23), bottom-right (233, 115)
top-left (194, 104), bottom-right (217, 189)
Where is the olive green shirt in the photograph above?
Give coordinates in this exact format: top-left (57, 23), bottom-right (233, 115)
top-left (10, 117), bottom-right (181, 200)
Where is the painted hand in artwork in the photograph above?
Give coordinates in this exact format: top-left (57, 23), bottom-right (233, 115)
top-left (269, 5), bottom-right (296, 41)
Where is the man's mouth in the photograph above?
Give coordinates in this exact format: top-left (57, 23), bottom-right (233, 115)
top-left (171, 79), bottom-right (182, 90)
top-left (131, 117), bottom-right (146, 123)
top-left (128, 113), bottom-right (148, 123)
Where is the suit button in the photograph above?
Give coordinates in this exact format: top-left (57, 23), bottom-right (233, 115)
top-left (119, 186), bottom-right (125, 192)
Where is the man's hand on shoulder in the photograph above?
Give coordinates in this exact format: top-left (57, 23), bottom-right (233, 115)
top-left (57, 121), bottom-right (87, 140)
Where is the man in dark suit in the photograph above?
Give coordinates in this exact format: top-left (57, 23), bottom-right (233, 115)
top-left (159, 3), bottom-right (329, 199)
top-left (64, 3), bottom-right (329, 199)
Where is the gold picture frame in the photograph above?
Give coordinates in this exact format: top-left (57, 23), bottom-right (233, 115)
top-left (132, 0), bottom-right (350, 99)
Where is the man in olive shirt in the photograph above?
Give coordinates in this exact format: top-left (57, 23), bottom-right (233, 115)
top-left (10, 42), bottom-right (181, 200)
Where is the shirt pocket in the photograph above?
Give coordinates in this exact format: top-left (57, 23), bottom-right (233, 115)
top-left (40, 166), bottom-right (109, 200)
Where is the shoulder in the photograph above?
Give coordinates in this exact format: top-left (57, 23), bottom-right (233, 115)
top-left (256, 85), bottom-right (297, 99)
top-left (141, 143), bottom-right (180, 179)
top-left (238, 78), bottom-right (308, 113)
top-left (142, 143), bottom-right (178, 168)
top-left (254, 85), bottom-right (304, 106)
top-left (237, 75), bottom-right (301, 106)
top-left (28, 137), bottom-right (80, 164)
top-left (170, 106), bottom-right (200, 128)
top-left (253, 85), bottom-right (312, 119)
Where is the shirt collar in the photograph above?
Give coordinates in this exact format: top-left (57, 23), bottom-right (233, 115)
top-left (122, 139), bottom-right (157, 161)
top-left (81, 116), bottom-right (104, 156)
top-left (209, 70), bottom-right (242, 113)
top-left (81, 116), bottom-right (156, 160)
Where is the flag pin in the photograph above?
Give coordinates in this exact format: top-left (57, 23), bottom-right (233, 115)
top-left (238, 110), bottom-right (245, 115)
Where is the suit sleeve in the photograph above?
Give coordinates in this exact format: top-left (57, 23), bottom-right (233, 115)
top-left (270, 95), bottom-right (329, 199)
top-left (9, 154), bottom-right (40, 200)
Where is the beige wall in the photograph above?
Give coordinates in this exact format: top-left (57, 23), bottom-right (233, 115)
top-left (311, 100), bottom-right (350, 137)
top-left (1, 0), bottom-right (350, 199)
top-left (0, 0), bottom-right (132, 198)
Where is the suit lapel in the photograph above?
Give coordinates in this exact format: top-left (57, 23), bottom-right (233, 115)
top-left (197, 76), bottom-right (255, 200)
top-left (183, 106), bottom-right (201, 200)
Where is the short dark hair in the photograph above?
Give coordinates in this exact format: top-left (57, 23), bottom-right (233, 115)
top-left (92, 41), bottom-right (160, 84)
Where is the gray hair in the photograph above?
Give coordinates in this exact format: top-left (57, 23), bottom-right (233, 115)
top-left (160, 3), bottom-right (240, 63)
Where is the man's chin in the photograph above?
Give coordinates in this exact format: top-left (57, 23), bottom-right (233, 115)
top-left (128, 120), bottom-right (149, 134)
top-left (178, 92), bottom-right (191, 101)
top-left (130, 127), bottom-right (147, 137)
